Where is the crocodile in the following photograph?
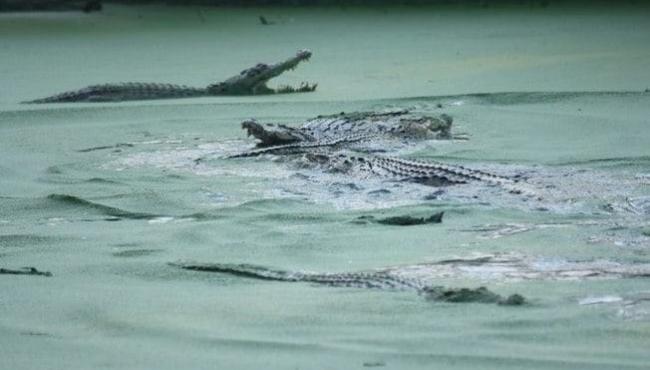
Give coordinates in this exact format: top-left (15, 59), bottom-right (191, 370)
top-left (171, 253), bottom-right (650, 304)
top-left (241, 110), bottom-right (454, 147)
top-left (226, 110), bottom-right (530, 194)
top-left (170, 260), bottom-right (526, 306)
top-left (24, 49), bottom-right (316, 103)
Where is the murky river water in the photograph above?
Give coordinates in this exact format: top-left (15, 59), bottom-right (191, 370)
top-left (1, 4), bottom-right (650, 369)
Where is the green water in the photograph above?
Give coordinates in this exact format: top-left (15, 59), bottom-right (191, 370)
top-left (1, 4), bottom-right (650, 370)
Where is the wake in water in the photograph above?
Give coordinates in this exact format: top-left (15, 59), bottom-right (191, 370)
top-left (173, 252), bottom-right (650, 286)
top-left (95, 93), bottom-right (649, 240)
top-left (106, 140), bottom-right (648, 215)
top-left (95, 128), bottom-right (650, 255)
top-left (171, 252), bottom-right (650, 313)
top-left (88, 91), bottom-right (650, 312)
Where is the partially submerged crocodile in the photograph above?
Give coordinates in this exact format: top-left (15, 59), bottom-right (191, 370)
top-left (25, 49), bottom-right (316, 103)
top-left (227, 110), bottom-right (530, 194)
top-left (171, 259), bottom-right (525, 306)
top-left (171, 253), bottom-right (650, 304)
top-left (241, 110), bottom-right (454, 147)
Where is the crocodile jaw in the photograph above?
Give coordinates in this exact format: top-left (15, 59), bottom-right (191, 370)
top-left (208, 49), bottom-right (317, 95)
top-left (241, 119), bottom-right (315, 147)
top-left (253, 49), bottom-right (316, 94)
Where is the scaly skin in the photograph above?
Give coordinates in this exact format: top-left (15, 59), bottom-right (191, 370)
top-left (24, 50), bottom-right (316, 103)
top-left (208, 109), bottom-right (531, 193)
top-left (347, 155), bottom-right (517, 187)
top-left (242, 110), bottom-right (453, 147)
top-left (170, 261), bottom-right (525, 305)
top-left (230, 144), bottom-right (509, 186)
top-left (226, 133), bottom-right (376, 158)
top-left (171, 254), bottom-right (650, 304)
top-left (228, 111), bottom-right (532, 194)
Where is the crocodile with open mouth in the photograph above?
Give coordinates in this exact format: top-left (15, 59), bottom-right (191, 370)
top-left (228, 110), bottom-right (530, 194)
top-left (24, 49), bottom-right (316, 103)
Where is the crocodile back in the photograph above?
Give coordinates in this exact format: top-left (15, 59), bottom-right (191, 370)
top-left (300, 111), bottom-right (452, 140)
top-left (26, 83), bottom-right (206, 103)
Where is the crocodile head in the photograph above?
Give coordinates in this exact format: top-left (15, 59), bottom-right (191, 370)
top-left (240, 111), bottom-right (454, 148)
top-left (241, 119), bottom-right (316, 147)
top-left (207, 49), bottom-right (317, 95)
top-left (398, 113), bottom-right (453, 140)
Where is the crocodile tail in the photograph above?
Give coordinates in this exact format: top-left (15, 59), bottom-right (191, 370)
top-left (23, 83), bottom-right (206, 103)
top-left (170, 262), bottom-right (305, 281)
top-left (366, 156), bottom-right (473, 185)
top-left (24, 90), bottom-right (87, 104)
top-left (373, 156), bottom-right (538, 196)
top-left (377, 157), bottom-right (512, 185)
top-left (304, 272), bottom-right (425, 291)
top-left (23, 84), bottom-right (126, 103)
top-left (170, 261), bottom-right (424, 291)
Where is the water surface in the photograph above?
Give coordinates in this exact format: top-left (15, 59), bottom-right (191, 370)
top-left (1, 4), bottom-right (650, 370)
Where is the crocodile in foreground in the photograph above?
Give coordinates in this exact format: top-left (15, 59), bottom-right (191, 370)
top-left (241, 110), bottom-right (454, 147)
top-left (228, 110), bottom-right (531, 194)
top-left (171, 253), bottom-right (650, 305)
top-left (171, 260), bottom-right (525, 306)
top-left (25, 49), bottom-right (316, 103)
